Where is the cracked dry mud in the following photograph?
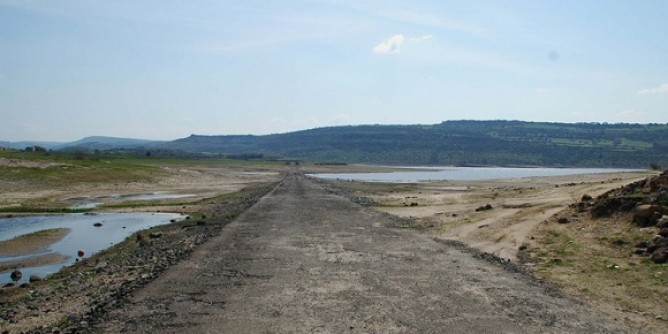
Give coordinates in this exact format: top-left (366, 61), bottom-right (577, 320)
top-left (96, 171), bottom-right (628, 333)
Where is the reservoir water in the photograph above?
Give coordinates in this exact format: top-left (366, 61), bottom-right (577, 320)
top-left (0, 212), bottom-right (183, 283)
top-left (309, 166), bottom-right (641, 183)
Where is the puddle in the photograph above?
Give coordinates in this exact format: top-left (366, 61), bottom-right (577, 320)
top-left (0, 212), bottom-right (183, 283)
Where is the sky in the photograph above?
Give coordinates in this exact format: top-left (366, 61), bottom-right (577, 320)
top-left (1, 0), bottom-right (667, 142)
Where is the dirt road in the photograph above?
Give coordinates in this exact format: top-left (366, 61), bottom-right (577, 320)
top-left (96, 171), bottom-right (628, 333)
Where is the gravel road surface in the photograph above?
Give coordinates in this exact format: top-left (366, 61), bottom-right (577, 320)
top-left (97, 171), bottom-right (627, 333)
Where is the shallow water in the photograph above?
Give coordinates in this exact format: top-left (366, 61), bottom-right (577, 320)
top-left (309, 166), bottom-right (642, 183)
top-left (0, 212), bottom-right (183, 283)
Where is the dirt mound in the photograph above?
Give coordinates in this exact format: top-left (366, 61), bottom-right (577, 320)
top-left (581, 171), bottom-right (668, 218)
top-left (577, 170), bottom-right (668, 263)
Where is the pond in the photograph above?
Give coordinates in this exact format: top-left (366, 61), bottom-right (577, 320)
top-left (0, 212), bottom-right (183, 284)
top-left (309, 166), bottom-right (642, 183)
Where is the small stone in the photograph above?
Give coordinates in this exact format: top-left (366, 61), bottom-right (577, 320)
top-left (93, 222), bottom-right (103, 227)
top-left (557, 217), bottom-right (569, 224)
top-left (29, 274), bottom-right (42, 282)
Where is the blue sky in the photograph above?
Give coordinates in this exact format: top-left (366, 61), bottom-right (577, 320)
top-left (1, 0), bottom-right (667, 141)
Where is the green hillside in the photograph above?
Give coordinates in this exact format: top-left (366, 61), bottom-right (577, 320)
top-left (161, 120), bottom-right (668, 168)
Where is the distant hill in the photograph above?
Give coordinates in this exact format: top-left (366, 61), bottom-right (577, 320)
top-left (160, 120), bottom-right (668, 168)
top-left (57, 136), bottom-right (163, 151)
top-left (0, 140), bottom-right (64, 150)
top-left (1, 136), bottom-right (162, 152)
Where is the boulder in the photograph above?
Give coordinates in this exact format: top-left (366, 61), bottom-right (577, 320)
top-left (634, 204), bottom-right (662, 226)
top-left (28, 274), bottom-right (42, 282)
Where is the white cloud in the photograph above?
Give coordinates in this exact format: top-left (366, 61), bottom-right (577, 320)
top-left (372, 34), bottom-right (434, 54)
top-left (638, 83), bottom-right (668, 95)
top-left (373, 34), bottom-right (406, 54)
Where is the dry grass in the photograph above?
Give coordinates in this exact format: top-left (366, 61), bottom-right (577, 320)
top-left (528, 210), bottom-right (668, 328)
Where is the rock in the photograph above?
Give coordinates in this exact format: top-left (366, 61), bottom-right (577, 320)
top-left (650, 247), bottom-right (668, 264)
top-left (557, 217), bottom-right (569, 224)
top-left (647, 235), bottom-right (667, 252)
top-left (634, 204), bottom-right (662, 226)
top-left (660, 228), bottom-right (668, 237)
top-left (409, 202), bottom-right (419, 207)
top-left (29, 274), bottom-right (42, 282)
top-left (196, 220), bottom-right (207, 226)
top-left (94, 262), bottom-right (108, 273)
top-left (93, 222), bottom-right (103, 227)
top-left (10, 269), bottom-right (22, 282)
top-left (657, 215), bottom-right (668, 228)
top-left (475, 204), bottom-right (492, 212)
top-left (581, 194), bottom-right (593, 202)
top-left (149, 232), bottom-right (163, 239)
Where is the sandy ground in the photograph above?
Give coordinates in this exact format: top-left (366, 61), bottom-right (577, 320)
top-left (0, 228), bottom-right (70, 256)
top-left (1, 160), bottom-right (660, 332)
top-left (330, 171), bottom-right (655, 262)
top-left (0, 228), bottom-right (71, 272)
